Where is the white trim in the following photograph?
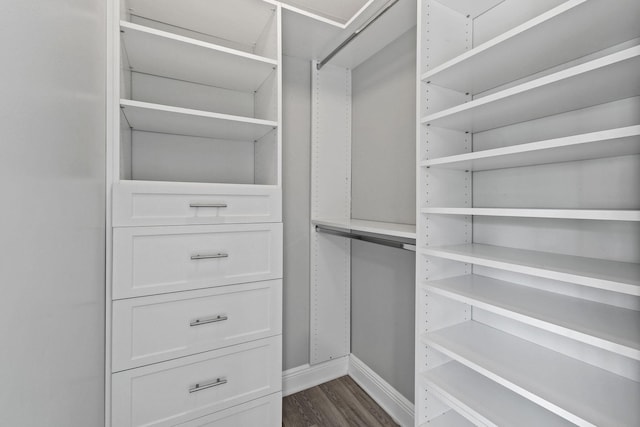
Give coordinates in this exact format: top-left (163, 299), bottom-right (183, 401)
top-left (282, 356), bottom-right (349, 396)
top-left (348, 354), bottom-right (414, 427)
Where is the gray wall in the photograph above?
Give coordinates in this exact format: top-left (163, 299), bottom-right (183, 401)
top-left (0, 0), bottom-right (106, 425)
top-left (282, 55), bottom-right (312, 370)
top-left (351, 29), bottom-right (417, 402)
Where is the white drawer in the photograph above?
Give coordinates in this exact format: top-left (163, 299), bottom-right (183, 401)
top-left (112, 223), bottom-right (283, 299)
top-left (111, 336), bottom-right (282, 427)
top-left (113, 181), bottom-right (282, 227)
top-left (175, 393), bottom-right (281, 427)
top-left (112, 280), bottom-right (282, 371)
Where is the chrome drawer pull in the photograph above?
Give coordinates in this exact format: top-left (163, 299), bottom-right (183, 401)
top-left (190, 314), bottom-right (228, 327)
top-left (189, 377), bottom-right (227, 393)
top-left (189, 203), bottom-right (227, 208)
top-left (190, 253), bottom-right (228, 260)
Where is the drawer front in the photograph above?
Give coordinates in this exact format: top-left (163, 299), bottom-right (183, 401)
top-left (176, 393), bottom-right (281, 427)
top-left (112, 280), bottom-right (282, 371)
top-left (113, 181), bottom-right (282, 227)
top-left (111, 336), bottom-right (282, 427)
top-left (112, 223), bottom-right (283, 299)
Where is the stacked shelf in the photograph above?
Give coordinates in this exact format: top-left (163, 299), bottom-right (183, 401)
top-left (416, 0), bottom-right (640, 425)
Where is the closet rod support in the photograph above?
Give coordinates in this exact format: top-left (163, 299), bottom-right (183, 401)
top-left (316, 0), bottom-right (400, 70)
top-left (315, 225), bottom-right (416, 252)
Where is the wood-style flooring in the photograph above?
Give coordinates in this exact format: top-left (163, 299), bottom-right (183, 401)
top-left (282, 376), bottom-right (400, 427)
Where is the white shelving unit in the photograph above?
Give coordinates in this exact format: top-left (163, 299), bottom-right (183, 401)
top-left (424, 322), bottom-right (640, 427)
top-left (416, 0), bottom-right (640, 426)
top-left (313, 218), bottom-right (416, 241)
top-left (106, 0), bottom-right (283, 425)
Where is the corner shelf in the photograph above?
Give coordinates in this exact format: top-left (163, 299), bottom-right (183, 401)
top-left (420, 126), bottom-right (640, 171)
top-left (120, 99), bottom-right (277, 141)
top-left (421, 362), bottom-right (573, 427)
top-left (424, 321), bottom-right (640, 427)
top-left (420, 244), bottom-right (640, 296)
top-left (312, 218), bottom-right (416, 240)
top-left (420, 208), bottom-right (640, 222)
top-left (422, 275), bottom-right (640, 360)
top-left (120, 22), bottom-right (277, 92)
top-left (421, 46), bottom-right (640, 132)
top-left (421, 0), bottom-right (640, 94)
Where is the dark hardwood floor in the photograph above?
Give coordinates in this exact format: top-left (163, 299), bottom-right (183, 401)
top-left (282, 376), bottom-right (400, 427)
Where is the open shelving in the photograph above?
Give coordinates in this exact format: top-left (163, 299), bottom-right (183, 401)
top-left (419, 208), bottom-right (640, 222)
top-left (422, 410), bottom-right (473, 427)
top-left (420, 244), bottom-right (640, 296)
top-left (312, 218), bottom-right (416, 241)
top-left (421, 0), bottom-right (640, 94)
top-left (421, 362), bottom-right (573, 427)
top-left (420, 126), bottom-right (640, 171)
top-left (423, 322), bottom-right (640, 426)
top-left (120, 100), bottom-right (277, 141)
top-left (120, 22), bottom-right (277, 92)
top-left (422, 275), bottom-right (640, 359)
top-left (421, 46), bottom-right (640, 132)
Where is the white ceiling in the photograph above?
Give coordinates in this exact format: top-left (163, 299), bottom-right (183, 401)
top-left (276, 0), bottom-right (370, 23)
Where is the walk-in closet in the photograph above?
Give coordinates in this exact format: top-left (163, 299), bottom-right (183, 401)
top-left (1, 0), bottom-right (638, 426)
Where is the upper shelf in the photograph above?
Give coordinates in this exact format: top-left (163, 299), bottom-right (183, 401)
top-left (423, 274), bottom-right (640, 360)
top-left (120, 99), bottom-right (277, 141)
top-left (312, 218), bottom-right (416, 240)
top-left (277, 0), bottom-right (417, 69)
top-left (420, 243), bottom-right (640, 296)
top-left (421, 362), bottom-right (574, 427)
top-left (421, 0), bottom-right (640, 94)
top-left (421, 46), bottom-right (640, 133)
top-left (420, 126), bottom-right (640, 171)
top-left (420, 208), bottom-right (640, 222)
top-left (120, 22), bottom-right (277, 92)
top-left (424, 321), bottom-right (640, 427)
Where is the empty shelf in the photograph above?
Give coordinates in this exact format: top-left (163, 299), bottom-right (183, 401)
top-left (313, 218), bottom-right (416, 240)
top-left (420, 208), bottom-right (640, 222)
top-left (423, 275), bottom-right (640, 359)
top-left (421, 409), bottom-right (473, 427)
top-left (120, 99), bottom-right (277, 141)
top-left (420, 244), bottom-right (640, 296)
top-left (421, 46), bottom-right (640, 132)
top-left (424, 322), bottom-right (640, 426)
top-left (421, 0), bottom-right (640, 94)
top-left (120, 22), bottom-right (277, 92)
top-left (420, 126), bottom-right (640, 171)
top-left (422, 362), bottom-right (573, 427)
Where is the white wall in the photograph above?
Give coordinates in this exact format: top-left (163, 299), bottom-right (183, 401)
top-left (350, 28), bottom-right (417, 402)
top-left (0, 0), bottom-right (106, 425)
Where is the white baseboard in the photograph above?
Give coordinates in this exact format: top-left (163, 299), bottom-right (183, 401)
top-left (348, 354), bottom-right (414, 427)
top-left (282, 356), bottom-right (349, 396)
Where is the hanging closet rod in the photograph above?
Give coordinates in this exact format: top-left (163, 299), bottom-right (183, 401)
top-left (316, 0), bottom-right (400, 70)
top-left (315, 224), bottom-right (416, 252)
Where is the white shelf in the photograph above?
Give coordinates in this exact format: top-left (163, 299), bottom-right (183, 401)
top-left (420, 126), bottom-right (640, 171)
top-left (423, 275), bottom-right (640, 360)
top-left (421, 46), bottom-right (640, 132)
top-left (424, 322), bottom-right (640, 427)
top-left (421, 409), bottom-right (473, 427)
top-left (120, 22), bottom-right (277, 92)
top-left (420, 244), bottom-right (640, 296)
top-left (312, 218), bottom-right (416, 240)
top-left (422, 362), bottom-right (573, 427)
top-left (120, 99), bottom-right (277, 141)
top-left (421, 0), bottom-right (640, 94)
top-left (420, 208), bottom-right (640, 222)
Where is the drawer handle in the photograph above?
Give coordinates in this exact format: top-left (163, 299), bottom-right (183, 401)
top-left (191, 253), bottom-right (228, 260)
top-left (190, 314), bottom-right (228, 327)
top-left (189, 377), bottom-right (227, 393)
top-left (189, 203), bottom-right (227, 208)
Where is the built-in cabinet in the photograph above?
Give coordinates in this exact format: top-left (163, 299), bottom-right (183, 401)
top-left (106, 0), bottom-right (283, 425)
top-left (416, 0), bottom-right (640, 425)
